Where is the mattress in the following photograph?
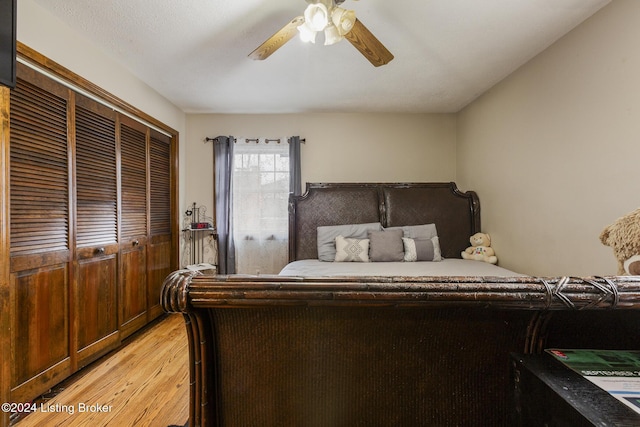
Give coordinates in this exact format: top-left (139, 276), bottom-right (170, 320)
top-left (279, 258), bottom-right (525, 277)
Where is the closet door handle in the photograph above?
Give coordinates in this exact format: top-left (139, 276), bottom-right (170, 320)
top-left (132, 240), bottom-right (140, 247)
top-left (95, 247), bottom-right (105, 255)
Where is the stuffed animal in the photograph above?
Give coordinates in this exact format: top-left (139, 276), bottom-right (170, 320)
top-left (600, 208), bottom-right (640, 275)
top-left (461, 232), bottom-right (497, 264)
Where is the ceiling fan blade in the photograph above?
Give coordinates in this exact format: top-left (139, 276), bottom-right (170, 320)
top-left (343, 18), bottom-right (394, 67)
top-left (249, 16), bottom-right (305, 60)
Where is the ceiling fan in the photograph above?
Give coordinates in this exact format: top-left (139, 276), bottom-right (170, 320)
top-left (249, 0), bottom-right (394, 67)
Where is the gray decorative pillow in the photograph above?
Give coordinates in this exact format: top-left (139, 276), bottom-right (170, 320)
top-left (317, 222), bottom-right (382, 261)
top-left (334, 235), bottom-right (370, 262)
top-left (368, 229), bottom-right (404, 262)
top-left (403, 236), bottom-right (442, 262)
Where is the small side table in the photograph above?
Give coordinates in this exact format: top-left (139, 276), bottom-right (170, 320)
top-left (510, 353), bottom-right (640, 426)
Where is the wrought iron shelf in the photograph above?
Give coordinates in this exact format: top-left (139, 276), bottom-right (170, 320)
top-left (181, 203), bottom-right (218, 268)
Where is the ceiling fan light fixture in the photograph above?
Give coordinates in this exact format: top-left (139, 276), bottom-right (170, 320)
top-left (304, 3), bottom-right (330, 32)
top-left (323, 23), bottom-right (342, 45)
top-left (249, 0), bottom-right (393, 66)
top-left (297, 22), bottom-right (317, 43)
top-left (331, 8), bottom-right (356, 36)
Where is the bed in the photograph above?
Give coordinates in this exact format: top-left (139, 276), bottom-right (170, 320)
top-left (162, 182), bottom-right (640, 427)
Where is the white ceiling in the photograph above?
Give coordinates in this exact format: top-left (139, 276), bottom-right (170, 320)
top-left (32, 0), bottom-right (610, 114)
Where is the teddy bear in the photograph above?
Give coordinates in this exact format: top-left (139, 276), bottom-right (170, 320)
top-left (461, 232), bottom-right (497, 264)
top-left (599, 207), bottom-right (640, 275)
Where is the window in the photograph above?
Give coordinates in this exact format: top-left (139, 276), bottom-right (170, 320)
top-left (233, 139), bottom-right (290, 274)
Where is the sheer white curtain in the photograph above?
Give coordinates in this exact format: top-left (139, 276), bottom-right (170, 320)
top-left (233, 139), bottom-right (290, 274)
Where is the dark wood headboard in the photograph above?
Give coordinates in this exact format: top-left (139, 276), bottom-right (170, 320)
top-left (288, 182), bottom-right (480, 261)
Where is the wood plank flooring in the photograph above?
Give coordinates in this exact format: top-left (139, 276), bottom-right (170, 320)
top-left (14, 314), bottom-right (189, 427)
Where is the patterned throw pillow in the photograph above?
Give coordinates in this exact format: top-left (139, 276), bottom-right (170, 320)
top-left (334, 235), bottom-right (370, 262)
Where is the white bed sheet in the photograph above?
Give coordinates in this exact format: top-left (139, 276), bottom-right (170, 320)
top-left (279, 258), bottom-right (525, 277)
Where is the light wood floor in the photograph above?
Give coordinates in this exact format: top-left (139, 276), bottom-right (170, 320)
top-left (15, 314), bottom-right (189, 427)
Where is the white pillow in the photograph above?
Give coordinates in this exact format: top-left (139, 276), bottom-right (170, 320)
top-left (334, 235), bottom-right (370, 262)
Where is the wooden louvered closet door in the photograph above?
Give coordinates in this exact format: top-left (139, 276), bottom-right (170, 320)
top-left (74, 93), bottom-right (119, 367)
top-left (147, 129), bottom-right (172, 318)
top-left (119, 116), bottom-right (148, 338)
top-left (4, 54), bottom-right (177, 410)
top-left (9, 63), bottom-right (72, 402)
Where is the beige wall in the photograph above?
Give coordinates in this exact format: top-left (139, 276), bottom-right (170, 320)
top-left (185, 113), bottom-right (457, 215)
top-left (457, 0), bottom-right (640, 276)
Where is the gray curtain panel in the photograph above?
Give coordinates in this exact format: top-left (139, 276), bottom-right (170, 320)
top-left (288, 136), bottom-right (302, 196)
top-left (214, 135), bottom-right (236, 274)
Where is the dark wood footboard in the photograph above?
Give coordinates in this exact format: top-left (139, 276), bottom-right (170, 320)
top-left (162, 272), bottom-right (640, 426)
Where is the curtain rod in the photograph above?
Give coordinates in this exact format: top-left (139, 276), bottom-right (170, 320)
top-left (205, 137), bottom-right (305, 144)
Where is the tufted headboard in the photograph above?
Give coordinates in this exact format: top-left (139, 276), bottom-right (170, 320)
top-left (288, 182), bottom-right (480, 261)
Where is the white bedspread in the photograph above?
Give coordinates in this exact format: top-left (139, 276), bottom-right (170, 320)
top-left (279, 258), bottom-right (525, 277)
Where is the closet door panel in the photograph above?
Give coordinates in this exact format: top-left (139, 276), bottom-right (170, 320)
top-left (74, 94), bottom-right (120, 365)
top-left (148, 130), bottom-right (172, 318)
top-left (120, 246), bottom-right (147, 336)
top-left (9, 64), bottom-right (70, 260)
top-left (148, 237), bottom-right (171, 319)
top-left (149, 131), bottom-right (171, 236)
top-left (9, 63), bottom-right (72, 402)
top-left (76, 255), bottom-right (118, 367)
top-left (10, 265), bottom-right (71, 403)
top-left (120, 118), bottom-right (148, 242)
top-left (119, 116), bottom-right (148, 337)
top-left (75, 94), bottom-right (117, 248)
